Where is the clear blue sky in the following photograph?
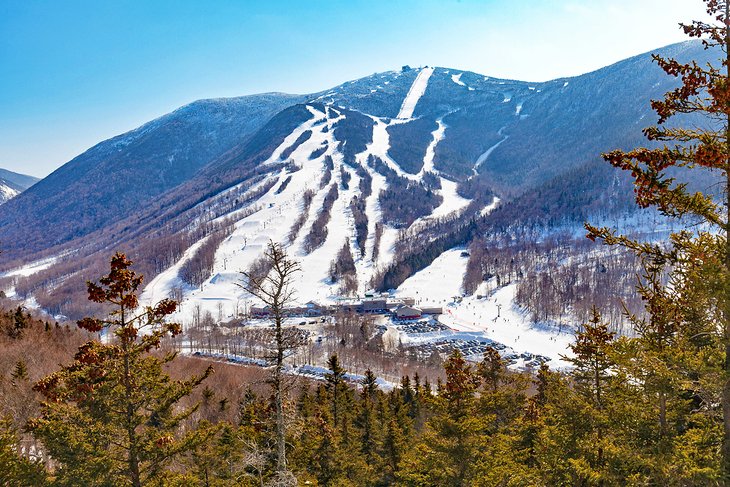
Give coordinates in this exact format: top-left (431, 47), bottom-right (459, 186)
top-left (0, 0), bottom-right (708, 177)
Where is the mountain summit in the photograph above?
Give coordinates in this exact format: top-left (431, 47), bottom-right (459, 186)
top-left (0, 41), bottom-right (715, 342)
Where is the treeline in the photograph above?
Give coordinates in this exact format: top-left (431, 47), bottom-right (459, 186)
top-left (309, 142), bottom-right (328, 160)
top-left (456, 172), bottom-right (494, 203)
top-left (320, 155), bottom-right (334, 188)
top-left (351, 163), bottom-right (373, 256)
top-left (288, 189), bottom-right (315, 243)
top-left (386, 116), bottom-right (438, 174)
top-left (6, 320), bottom-right (724, 485)
top-left (339, 166), bottom-right (351, 190)
top-left (329, 241), bottom-right (357, 295)
top-left (6, 166), bottom-right (277, 321)
top-left (332, 108), bottom-right (374, 167)
top-left (368, 155), bottom-right (442, 227)
top-left (178, 223), bottom-right (234, 288)
top-left (279, 129), bottom-right (312, 161)
top-left (422, 170), bottom-right (441, 190)
top-left (303, 183), bottom-right (339, 254)
top-left (275, 175), bottom-right (292, 194)
top-left (350, 196), bottom-right (368, 257)
top-left (373, 218), bottom-right (478, 291)
top-left (464, 236), bottom-right (643, 332)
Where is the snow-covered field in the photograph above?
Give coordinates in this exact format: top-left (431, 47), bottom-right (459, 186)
top-left (396, 248), bottom-right (574, 368)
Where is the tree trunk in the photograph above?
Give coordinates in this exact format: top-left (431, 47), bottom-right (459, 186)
top-left (659, 390), bottom-right (667, 439)
top-left (722, 2), bottom-right (730, 485)
top-left (121, 307), bottom-right (142, 487)
top-left (275, 311), bottom-right (287, 473)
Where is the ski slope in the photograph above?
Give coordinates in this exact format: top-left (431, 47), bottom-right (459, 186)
top-left (136, 83), bottom-right (576, 367)
top-left (395, 248), bottom-right (573, 367)
top-left (397, 67), bottom-right (434, 119)
top-left (474, 126), bottom-right (509, 174)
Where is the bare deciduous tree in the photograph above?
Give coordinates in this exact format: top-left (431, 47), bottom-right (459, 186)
top-left (238, 240), bottom-right (303, 480)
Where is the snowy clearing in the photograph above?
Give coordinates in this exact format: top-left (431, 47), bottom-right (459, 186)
top-left (451, 73), bottom-right (466, 86)
top-left (2, 255), bottom-right (62, 278)
top-left (395, 248), bottom-right (574, 368)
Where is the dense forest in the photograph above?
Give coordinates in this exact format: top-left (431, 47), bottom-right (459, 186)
top-left (3, 2), bottom-right (730, 485)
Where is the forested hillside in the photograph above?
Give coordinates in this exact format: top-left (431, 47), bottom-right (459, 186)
top-left (4, 1), bottom-right (730, 484)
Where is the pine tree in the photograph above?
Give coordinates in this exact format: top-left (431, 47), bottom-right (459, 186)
top-left (356, 369), bottom-right (381, 462)
top-left (29, 252), bottom-right (213, 486)
top-left (584, 0), bottom-right (730, 477)
top-left (10, 306), bottom-right (28, 339)
top-left (0, 416), bottom-right (47, 487)
top-left (563, 307), bottom-right (615, 475)
top-left (10, 360), bottom-right (28, 386)
top-left (325, 353), bottom-right (347, 428)
top-left (567, 307), bottom-right (614, 411)
top-left (400, 350), bottom-right (482, 485)
top-left (476, 346), bottom-right (505, 393)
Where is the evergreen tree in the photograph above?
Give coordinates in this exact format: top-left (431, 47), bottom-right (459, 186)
top-left (0, 416), bottom-right (47, 487)
top-left (356, 370), bottom-right (381, 462)
top-left (29, 252), bottom-right (213, 486)
top-left (399, 350), bottom-right (482, 485)
top-left (584, 0), bottom-right (730, 477)
top-left (10, 360), bottom-right (28, 386)
top-left (325, 353), bottom-right (347, 429)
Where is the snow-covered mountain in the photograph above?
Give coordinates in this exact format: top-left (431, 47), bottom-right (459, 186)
top-left (0, 41), bottom-right (718, 364)
top-left (0, 168), bottom-right (39, 205)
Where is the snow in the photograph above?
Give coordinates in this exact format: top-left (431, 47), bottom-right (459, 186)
top-left (134, 88), bottom-right (573, 367)
top-left (395, 248), bottom-right (573, 368)
top-left (362, 165), bottom-right (386, 261)
top-left (293, 155), bottom-right (360, 303)
top-left (139, 237), bottom-right (209, 306)
top-left (0, 183), bottom-right (19, 202)
top-left (354, 157), bottom-right (390, 286)
top-left (367, 116), bottom-right (418, 180)
top-left (396, 248), bottom-right (467, 304)
top-left (390, 116), bottom-right (471, 225)
top-left (439, 285), bottom-right (573, 368)
top-left (480, 196), bottom-right (501, 216)
top-left (376, 226), bottom-right (400, 270)
top-left (271, 105), bottom-right (326, 163)
top-left (397, 67), bottom-right (434, 119)
top-left (451, 73), bottom-right (466, 86)
top-left (418, 118), bottom-right (446, 176)
top-left (474, 126), bottom-right (509, 174)
top-left (413, 178), bottom-right (471, 227)
top-left (2, 255), bottom-right (60, 278)
top-left (140, 106), bottom-right (336, 320)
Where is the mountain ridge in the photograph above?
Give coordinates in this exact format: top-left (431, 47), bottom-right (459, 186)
top-left (0, 41), bottom-right (716, 338)
top-left (0, 168), bottom-right (39, 205)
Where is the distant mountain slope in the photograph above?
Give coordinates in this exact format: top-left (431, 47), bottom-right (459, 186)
top-left (479, 41), bottom-right (717, 194)
top-left (0, 168), bottom-right (39, 190)
top-left (0, 40), bottom-right (719, 326)
top-left (0, 168), bottom-right (39, 205)
top-left (0, 92), bottom-right (306, 253)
